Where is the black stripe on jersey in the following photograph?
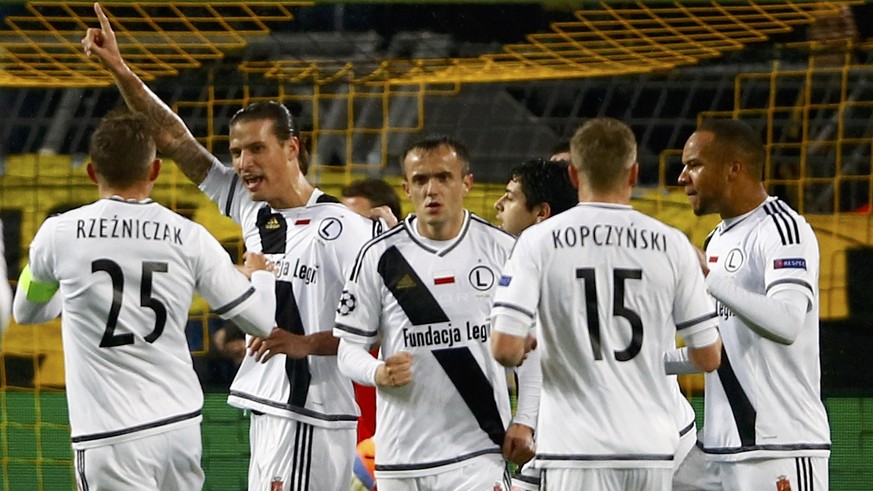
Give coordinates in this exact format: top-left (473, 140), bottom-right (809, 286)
top-left (315, 193), bottom-right (341, 204)
top-left (679, 420), bottom-right (695, 437)
top-left (349, 225), bottom-right (407, 282)
top-left (225, 174), bottom-right (238, 217)
top-left (228, 391), bottom-right (359, 421)
top-left (76, 449), bottom-right (90, 491)
top-left (375, 448), bottom-right (500, 471)
top-left (702, 442), bottom-right (831, 454)
top-left (212, 286), bottom-right (255, 315)
top-left (432, 347), bottom-right (506, 447)
top-left (774, 199), bottom-right (801, 242)
top-left (256, 205), bottom-right (288, 254)
top-left (512, 471), bottom-right (540, 486)
top-left (402, 211), bottom-right (474, 257)
top-left (766, 278), bottom-right (814, 297)
top-left (703, 229), bottom-right (716, 251)
top-left (764, 201), bottom-right (800, 246)
top-left (492, 301), bottom-right (536, 320)
top-left (275, 281), bottom-right (311, 407)
top-left (378, 245), bottom-right (450, 325)
top-left (675, 311), bottom-right (718, 330)
top-left (71, 409), bottom-right (201, 443)
top-left (715, 345), bottom-right (757, 447)
top-left (537, 453), bottom-right (673, 462)
top-left (334, 321), bottom-right (378, 338)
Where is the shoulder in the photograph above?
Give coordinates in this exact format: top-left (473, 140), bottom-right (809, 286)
top-left (756, 198), bottom-right (813, 247)
top-left (469, 213), bottom-right (515, 247)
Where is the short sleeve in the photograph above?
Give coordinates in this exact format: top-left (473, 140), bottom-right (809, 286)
top-left (333, 244), bottom-right (382, 345)
top-left (671, 232), bottom-right (719, 342)
top-left (491, 232), bottom-right (541, 328)
top-left (761, 221), bottom-right (818, 305)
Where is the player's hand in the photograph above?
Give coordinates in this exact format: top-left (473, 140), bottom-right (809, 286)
top-left (517, 333), bottom-right (538, 365)
top-left (249, 328), bottom-right (312, 362)
top-left (375, 352), bottom-right (413, 388)
top-left (502, 423), bottom-right (535, 466)
top-left (238, 251), bottom-right (272, 278)
top-left (368, 205), bottom-right (398, 228)
top-left (695, 246), bottom-right (710, 277)
top-left (81, 3), bottom-right (124, 70)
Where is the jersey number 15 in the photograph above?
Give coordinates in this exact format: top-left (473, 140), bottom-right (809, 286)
top-left (576, 267), bottom-right (643, 362)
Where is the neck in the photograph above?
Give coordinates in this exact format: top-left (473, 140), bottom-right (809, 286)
top-left (268, 174), bottom-right (315, 209)
top-left (99, 184), bottom-right (152, 201)
top-left (417, 211), bottom-right (465, 241)
top-left (578, 185), bottom-right (631, 205)
top-left (720, 182), bottom-right (768, 219)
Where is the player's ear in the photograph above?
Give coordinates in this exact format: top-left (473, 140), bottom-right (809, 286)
top-left (536, 202), bottom-right (552, 223)
top-left (628, 162), bottom-right (639, 187)
top-left (567, 165), bottom-right (580, 189)
top-left (462, 173), bottom-right (473, 194)
top-left (86, 162), bottom-right (99, 185)
top-left (148, 158), bottom-right (162, 182)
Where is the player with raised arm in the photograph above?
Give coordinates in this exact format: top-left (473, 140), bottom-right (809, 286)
top-left (679, 119), bottom-right (831, 490)
top-left (82, 5), bottom-right (378, 489)
top-left (491, 117), bottom-right (722, 491)
top-left (12, 110), bottom-right (276, 490)
top-left (334, 135), bottom-right (516, 490)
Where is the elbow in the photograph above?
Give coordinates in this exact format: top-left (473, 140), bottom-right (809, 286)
top-left (491, 334), bottom-right (524, 367)
top-left (690, 339), bottom-right (723, 373)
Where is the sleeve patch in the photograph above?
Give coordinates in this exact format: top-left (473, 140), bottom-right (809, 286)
top-left (773, 258), bottom-right (806, 270)
top-left (498, 275), bottom-right (512, 286)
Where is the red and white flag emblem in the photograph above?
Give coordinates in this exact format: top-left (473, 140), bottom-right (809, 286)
top-left (433, 271), bottom-right (454, 285)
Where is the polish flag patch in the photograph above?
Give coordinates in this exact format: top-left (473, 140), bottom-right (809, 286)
top-left (433, 271), bottom-right (455, 285)
top-left (708, 256), bottom-right (718, 263)
top-left (295, 219), bottom-right (311, 225)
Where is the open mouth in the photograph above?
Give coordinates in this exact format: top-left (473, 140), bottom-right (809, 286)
top-left (242, 175), bottom-right (264, 190)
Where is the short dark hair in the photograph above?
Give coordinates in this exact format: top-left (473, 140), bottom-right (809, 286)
top-left (89, 109), bottom-right (155, 188)
top-left (511, 158), bottom-right (578, 214)
top-left (570, 117), bottom-right (637, 192)
top-left (230, 101), bottom-right (310, 175)
top-left (342, 178), bottom-right (403, 219)
top-left (698, 119), bottom-right (766, 179)
top-left (400, 135), bottom-right (471, 176)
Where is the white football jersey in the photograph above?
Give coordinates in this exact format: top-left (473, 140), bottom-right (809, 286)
top-left (492, 203), bottom-right (719, 469)
top-left (25, 197), bottom-right (268, 449)
top-left (0, 220), bottom-right (10, 337)
top-left (334, 212), bottom-right (514, 477)
top-left (701, 197), bottom-right (830, 461)
top-left (200, 159), bottom-right (377, 428)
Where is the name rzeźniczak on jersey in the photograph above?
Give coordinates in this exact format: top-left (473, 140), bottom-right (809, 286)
top-left (334, 212), bottom-right (514, 477)
top-left (200, 158), bottom-right (378, 428)
top-left (27, 198), bottom-right (269, 449)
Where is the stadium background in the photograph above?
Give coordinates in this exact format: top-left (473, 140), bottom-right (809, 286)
top-left (1, 0), bottom-right (872, 489)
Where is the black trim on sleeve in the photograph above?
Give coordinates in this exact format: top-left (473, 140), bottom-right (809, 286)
top-left (676, 311), bottom-right (718, 330)
top-left (212, 286), bottom-right (255, 315)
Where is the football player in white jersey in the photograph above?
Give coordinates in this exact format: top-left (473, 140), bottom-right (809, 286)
top-left (334, 136), bottom-right (515, 490)
top-left (12, 110), bottom-right (277, 490)
top-left (493, 158), bottom-right (578, 491)
top-left (83, 5), bottom-right (378, 489)
top-left (491, 117), bottom-right (722, 491)
top-left (679, 118), bottom-right (831, 490)
top-left (0, 220), bottom-right (10, 341)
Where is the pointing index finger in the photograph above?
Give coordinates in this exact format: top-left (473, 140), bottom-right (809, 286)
top-left (94, 3), bottom-right (112, 33)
